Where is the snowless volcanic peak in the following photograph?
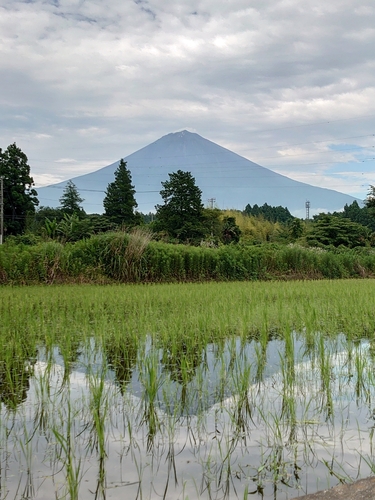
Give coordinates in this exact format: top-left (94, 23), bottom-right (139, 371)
top-left (37, 130), bottom-right (360, 216)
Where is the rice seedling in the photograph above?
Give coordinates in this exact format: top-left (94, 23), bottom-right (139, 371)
top-left (52, 416), bottom-right (83, 500)
top-left (1, 280), bottom-right (375, 498)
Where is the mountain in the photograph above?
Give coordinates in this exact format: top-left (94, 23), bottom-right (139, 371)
top-left (36, 130), bottom-right (361, 217)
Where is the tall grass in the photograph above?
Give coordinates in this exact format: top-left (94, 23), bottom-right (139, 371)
top-left (1, 232), bottom-right (375, 284)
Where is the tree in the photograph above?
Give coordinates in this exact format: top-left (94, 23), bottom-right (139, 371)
top-left (306, 215), bottom-right (370, 248)
top-left (313, 201), bottom-right (375, 232)
top-left (222, 216), bottom-right (241, 244)
top-left (289, 218), bottom-right (304, 239)
top-left (0, 143), bottom-right (39, 235)
top-left (365, 186), bottom-right (375, 213)
top-left (59, 180), bottom-right (85, 217)
top-left (201, 208), bottom-right (223, 245)
top-left (243, 203), bottom-right (294, 223)
top-left (154, 170), bottom-right (206, 243)
top-left (103, 159), bottom-right (140, 226)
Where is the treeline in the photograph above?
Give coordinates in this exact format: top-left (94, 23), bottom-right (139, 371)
top-left (1, 230), bottom-right (375, 285)
top-left (243, 203), bottom-right (294, 223)
top-left (2, 141), bottom-right (375, 253)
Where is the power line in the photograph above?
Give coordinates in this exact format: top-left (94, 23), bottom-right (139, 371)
top-left (33, 154), bottom-right (375, 189)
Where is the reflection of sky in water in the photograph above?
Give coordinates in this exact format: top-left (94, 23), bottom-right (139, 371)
top-left (1, 337), bottom-right (375, 500)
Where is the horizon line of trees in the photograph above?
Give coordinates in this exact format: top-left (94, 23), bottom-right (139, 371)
top-left (2, 142), bottom-right (375, 249)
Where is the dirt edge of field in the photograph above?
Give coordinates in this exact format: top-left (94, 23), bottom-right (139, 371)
top-left (291, 476), bottom-right (375, 499)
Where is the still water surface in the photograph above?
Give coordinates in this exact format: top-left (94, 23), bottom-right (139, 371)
top-left (1, 335), bottom-right (375, 499)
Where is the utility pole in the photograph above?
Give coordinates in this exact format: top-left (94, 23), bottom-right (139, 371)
top-left (207, 198), bottom-right (216, 209)
top-left (0, 176), bottom-right (3, 244)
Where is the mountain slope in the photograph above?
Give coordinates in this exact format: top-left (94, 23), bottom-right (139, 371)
top-left (36, 130), bottom-right (360, 216)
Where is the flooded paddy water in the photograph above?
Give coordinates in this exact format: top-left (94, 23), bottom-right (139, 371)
top-left (1, 281), bottom-right (375, 499)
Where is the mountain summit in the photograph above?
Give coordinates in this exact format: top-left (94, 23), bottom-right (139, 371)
top-left (37, 130), bottom-right (360, 216)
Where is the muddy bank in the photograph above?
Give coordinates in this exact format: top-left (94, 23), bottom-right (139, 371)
top-left (292, 477), bottom-right (375, 500)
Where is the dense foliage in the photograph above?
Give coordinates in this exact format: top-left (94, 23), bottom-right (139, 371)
top-left (364, 186), bottom-right (375, 220)
top-left (103, 159), bottom-right (141, 227)
top-left (244, 203), bottom-right (294, 223)
top-left (154, 170), bottom-right (206, 243)
top-left (1, 142), bottom-right (375, 262)
top-left (314, 201), bottom-right (375, 232)
top-left (1, 231), bottom-right (375, 285)
top-left (306, 215), bottom-right (371, 248)
top-left (0, 143), bottom-right (38, 235)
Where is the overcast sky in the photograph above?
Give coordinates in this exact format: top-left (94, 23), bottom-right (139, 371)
top-left (1, 0), bottom-right (374, 201)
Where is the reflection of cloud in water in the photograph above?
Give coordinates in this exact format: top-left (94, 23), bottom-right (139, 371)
top-left (3, 342), bottom-right (375, 500)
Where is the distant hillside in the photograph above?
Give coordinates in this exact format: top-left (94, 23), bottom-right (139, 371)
top-left (37, 130), bottom-right (361, 217)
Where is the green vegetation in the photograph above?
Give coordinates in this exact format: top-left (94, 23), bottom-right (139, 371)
top-left (243, 202), bottom-right (294, 223)
top-left (59, 180), bottom-right (86, 217)
top-left (1, 281), bottom-right (375, 498)
top-left (154, 169), bottom-right (207, 243)
top-left (1, 230), bottom-right (375, 284)
top-left (103, 159), bottom-right (141, 227)
top-left (0, 143), bottom-right (38, 235)
top-left (364, 185), bottom-right (375, 213)
top-left (2, 142), bottom-right (375, 279)
top-left (306, 214), bottom-right (371, 248)
top-left (341, 199), bottom-right (375, 230)
top-left (222, 216), bottom-right (242, 244)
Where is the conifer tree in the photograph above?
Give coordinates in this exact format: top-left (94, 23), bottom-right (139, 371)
top-left (59, 180), bottom-right (85, 217)
top-left (103, 159), bottom-right (140, 226)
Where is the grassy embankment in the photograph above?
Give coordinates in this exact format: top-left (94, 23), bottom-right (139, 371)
top-left (1, 229), bottom-right (375, 284)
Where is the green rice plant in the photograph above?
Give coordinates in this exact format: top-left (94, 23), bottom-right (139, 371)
top-left (32, 361), bottom-right (53, 436)
top-left (3, 279), bottom-right (375, 498)
top-left (52, 401), bottom-right (83, 500)
top-left (353, 344), bottom-right (369, 402)
top-left (86, 366), bottom-right (110, 499)
top-left (278, 331), bottom-right (298, 443)
top-left (316, 335), bottom-right (334, 419)
top-left (138, 347), bottom-right (164, 451)
top-left (229, 350), bottom-right (253, 440)
top-left (18, 421), bottom-right (36, 500)
top-left (87, 369), bottom-right (108, 458)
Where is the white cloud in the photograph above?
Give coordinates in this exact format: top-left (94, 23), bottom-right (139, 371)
top-left (0, 0), bottom-right (374, 199)
top-left (33, 172), bottom-right (65, 186)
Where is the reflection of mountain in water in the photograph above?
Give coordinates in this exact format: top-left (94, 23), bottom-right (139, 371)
top-left (37, 130), bottom-right (360, 216)
top-left (9, 334), bottom-right (369, 417)
top-left (128, 335), bottom-right (306, 416)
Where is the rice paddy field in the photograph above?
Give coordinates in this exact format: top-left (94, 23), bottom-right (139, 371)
top-left (1, 279), bottom-right (375, 499)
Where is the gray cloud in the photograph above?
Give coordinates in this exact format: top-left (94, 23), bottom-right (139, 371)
top-left (0, 0), bottom-right (374, 200)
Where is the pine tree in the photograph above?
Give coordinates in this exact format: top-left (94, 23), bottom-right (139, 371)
top-left (59, 180), bottom-right (85, 217)
top-left (103, 159), bottom-right (140, 226)
top-left (0, 143), bottom-right (39, 236)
